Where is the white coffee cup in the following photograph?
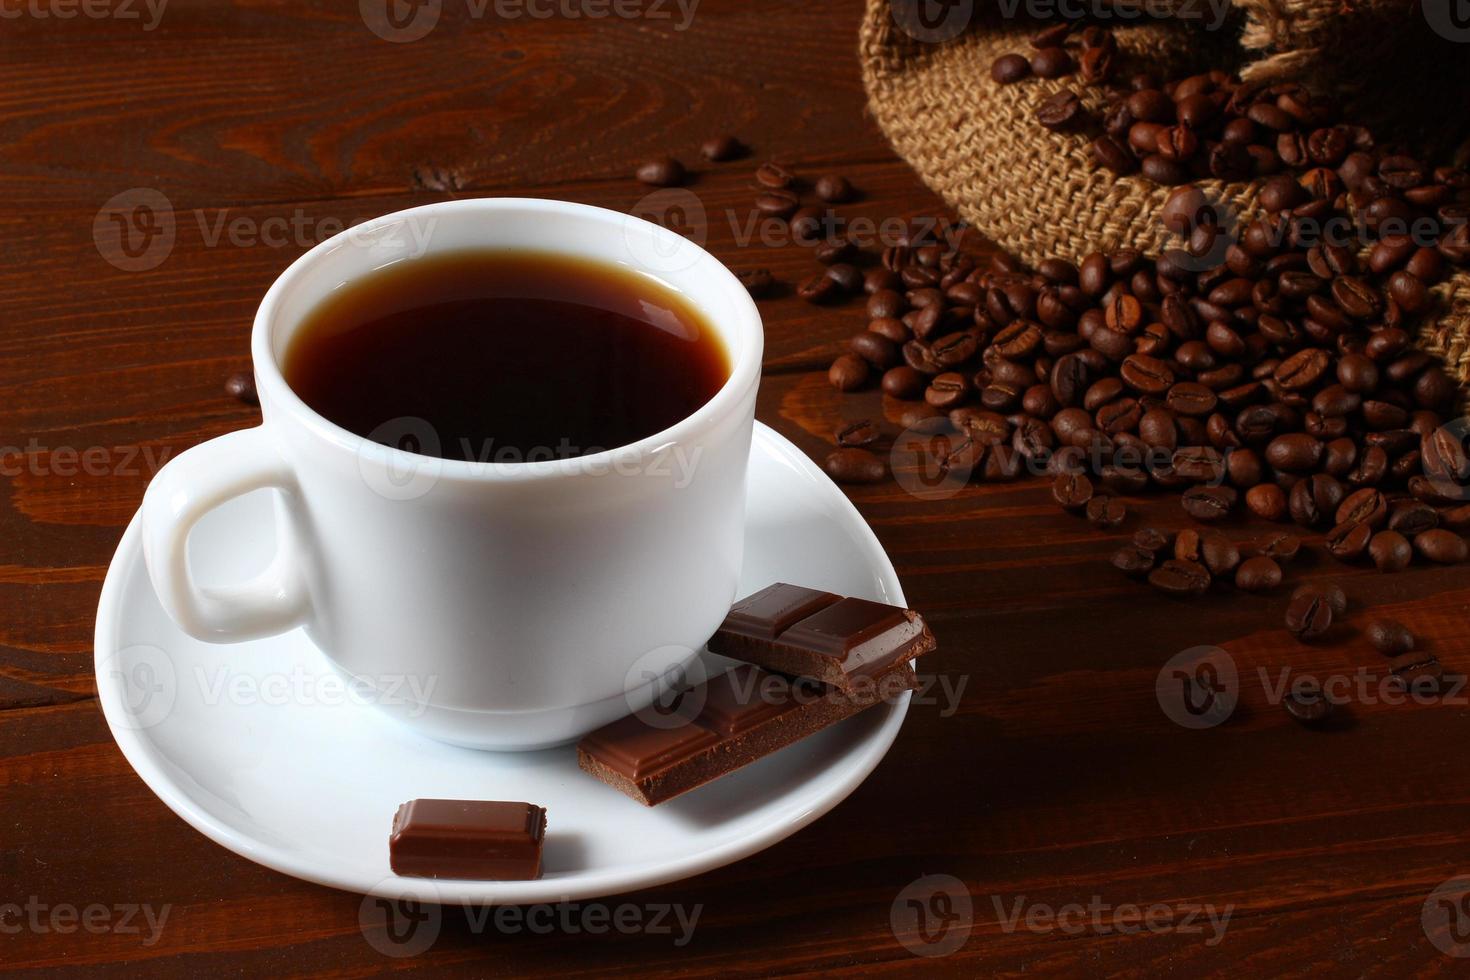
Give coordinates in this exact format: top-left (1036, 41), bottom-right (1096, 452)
top-left (139, 198), bottom-right (762, 750)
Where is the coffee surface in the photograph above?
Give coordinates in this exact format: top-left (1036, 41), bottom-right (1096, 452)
top-left (284, 249), bottom-right (728, 462)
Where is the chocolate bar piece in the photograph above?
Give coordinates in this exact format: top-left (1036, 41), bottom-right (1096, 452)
top-left (708, 583), bottom-right (935, 689)
top-left (389, 799), bottom-right (546, 880)
top-left (578, 661), bottom-right (918, 806)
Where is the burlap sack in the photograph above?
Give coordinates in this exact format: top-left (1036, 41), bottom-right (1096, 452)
top-left (859, 0), bottom-right (1470, 384)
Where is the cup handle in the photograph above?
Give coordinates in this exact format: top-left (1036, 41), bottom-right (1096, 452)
top-left (141, 425), bottom-right (312, 642)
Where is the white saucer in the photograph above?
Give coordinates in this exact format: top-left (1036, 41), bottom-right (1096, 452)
top-left (95, 423), bottom-right (912, 904)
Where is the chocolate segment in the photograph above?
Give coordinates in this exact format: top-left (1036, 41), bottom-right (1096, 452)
top-left (708, 584), bottom-right (935, 689)
top-left (578, 662), bottom-right (918, 806)
top-left (389, 799), bottom-right (547, 880)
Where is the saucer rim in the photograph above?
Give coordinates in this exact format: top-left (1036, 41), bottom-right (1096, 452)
top-left (94, 422), bottom-right (911, 903)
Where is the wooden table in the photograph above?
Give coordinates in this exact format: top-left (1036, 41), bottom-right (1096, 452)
top-left (6, 1), bottom-right (1470, 973)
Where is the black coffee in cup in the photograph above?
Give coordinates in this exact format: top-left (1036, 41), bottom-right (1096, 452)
top-left (283, 249), bottom-right (729, 462)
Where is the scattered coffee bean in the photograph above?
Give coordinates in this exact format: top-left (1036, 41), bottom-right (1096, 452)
top-left (835, 419), bottom-right (880, 448)
top-left (1087, 494), bottom-right (1126, 528)
top-left (1235, 556), bottom-right (1281, 592)
top-left (1414, 528), bottom-right (1468, 564)
top-left (1285, 590), bottom-right (1333, 640)
top-left (991, 53), bottom-right (1031, 85)
top-left (1326, 521), bottom-right (1372, 561)
top-left (823, 447), bottom-right (886, 485)
top-left (828, 353), bottom-right (869, 392)
top-left (1387, 651), bottom-right (1444, 695)
top-left (1367, 619), bottom-right (1416, 655)
top-left (1292, 582), bottom-right (1347, 616)
top-left (1149, 558), bottom-right (1211, 597)
top-left (1201, 532), bottom-right (1241, 576)
top-left (754, 162), bottom-right (795, 189)
top-left (735, 268), bottom-right (776, 298)
top-left (1134, 527), bottom-right (1171, 552)
top-left (1182, 485), bottom-right (1236, 522)
top-left (701, 135), bottom-right (744, 162)
top-left (1053, 472), bottom-right (1094, 511)
top-left (1368, 530), bottom-right (1412, 572)
top-left (636, 156), bottom-right (684, 186)
top-left (814, 174), bottom-right (855, 203)
top-left (1282, 679), bottom-right (1334, 725)
top-left (802, 272), bottom-right (842, 304)
top-left (1255, 532), bottom-right (1302, 562)
top-left (1112, 544), bottom-right (1156, 577)
top-left (225, 372), bottom-right (258, 406)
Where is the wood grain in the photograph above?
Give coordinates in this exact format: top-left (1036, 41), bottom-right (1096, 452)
top-left (5, 0), bottom-right (1470, 975)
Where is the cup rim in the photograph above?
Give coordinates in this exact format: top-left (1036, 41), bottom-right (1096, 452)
top-left (250, 197), bottom-right (763, 482)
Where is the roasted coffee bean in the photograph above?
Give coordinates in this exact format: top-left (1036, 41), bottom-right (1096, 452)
top-left (828, 353), bottom-right (869, 391)
top-left (1322, 438), bottom-right (1357, 477)
top-left (1275, 348), bottom-right (1330, 390)
top-left (1291, 581), bottom-right (1346, 615)
top-left (1336, 488), bottom-right (1387, 528)
top-left (882, 365), bottom-right (925, 399)
top-left (1369, 530), bottom-right (1412, 572)
top-left (1285, 590), bottom-right (1333, 640)
top-left (826, 262), bottom-right (863, 293)
top-left (991, 53), bottom-right (1032, 84)
top-left (756, 189), bottom-right (800, 218)
top-left (823, 448), bottom-right (886, 484)
top-left (1052, 472), bottom-right (1094, 511)
top-left (1265, 433), bottom-right (1323, 473)
top-left (736, 268), bottom-right (776, 297)
top-left (1112, 544), bottom-right (1156, 577)
top-left (1227, 447), bottom-right (1263, 488)
top-left (1050, 353), bottom-right (1089, 406)
top-left (1415, 529), bottom-right (1468, 564)
top-left (1120, 355), bottom-right (1174, 394)
top-left (224, 372), bottom-right (258, 406)
top-left (1182, 485), bottom-right (1237, 522)
top-left (1366, 619), bottom-right (1416, 655)
top-left (814, 173), bottom-right (855, 203)
top-left (1037, 90), bottom-right (1086, 132)
top-left (851, 331), bottom-right (900, 369)
top-left (801, 272), bottom-right (842, 304)
top-left (1282, 679), bottom-right (1335, 725)
top-left (925, 372), bottom-right (971, 409)
top-left (867, 289), bottom-right (906, 319)
top-left (1235, 555), bottom-right (1281, 592)
top-left (635, 156), bottom-right (684, 186)
top-left (1149, 558), bottom-right (1211, 597)
top-left (1173, 445), bottom-right (1225, 482)
top-left (754, 161), bottom-right (795, 189)
top-left (1325, 521), bottom-right (1372, 561)
top-left (1387, 652), bottom-right (1444, 695)
top-left (1031, 46), bottom-right (1074, 79)
top-left (1387, 500), bottom-right (1438, 535)
top-left (1201, 532), bottom-right (1241, 576)
top-left (1134, 527), bottom-right (1172, 552)
top-left (1246, 483), bottom-right (1288, 521)
top-left (834, 419), bottom-right (881, 448)
top-left (1087, 494), bottom-right (1126, 528)
top-left (1173, 528), bottom-right (1203, 562)
top-left (700, 135), bottom-right (743, 161)
top-left (864, 267), bottom-right (901, 294)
